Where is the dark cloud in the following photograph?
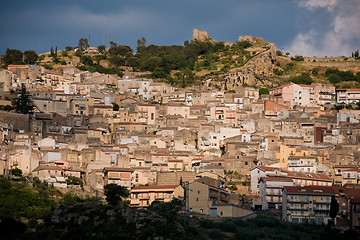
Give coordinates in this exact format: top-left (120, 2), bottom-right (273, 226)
top-left (0, 1), bottom-right (316, 55)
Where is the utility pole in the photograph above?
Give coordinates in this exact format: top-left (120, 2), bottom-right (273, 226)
top-left (184, 181), bottom-right (190, 225)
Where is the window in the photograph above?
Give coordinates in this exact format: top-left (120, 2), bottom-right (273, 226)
top-left (200, 209), bottom-right (203, 213)
top-left (196, 198), bottom-right (199, 201)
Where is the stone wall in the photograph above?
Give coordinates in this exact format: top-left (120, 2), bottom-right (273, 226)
top-left (238, 36), bottom-right (264, 43)
top-left (0, 112), bottom-right (30, 132)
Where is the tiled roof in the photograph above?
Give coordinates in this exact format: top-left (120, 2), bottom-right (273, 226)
top-left (284, 186), bottom-right (341, 195)
top-left (132, 185), bottom-right (180, 191)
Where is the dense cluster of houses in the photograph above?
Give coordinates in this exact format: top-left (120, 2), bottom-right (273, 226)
top-left (1, 65), bottom-right (360, 228)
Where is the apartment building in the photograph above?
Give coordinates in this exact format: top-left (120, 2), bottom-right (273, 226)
top-left (336, 89), bottom-right (360, 104)
top-left (282, 186), bottom-right (336, 224)
top-left (130, 185), bottom-right (184, 207)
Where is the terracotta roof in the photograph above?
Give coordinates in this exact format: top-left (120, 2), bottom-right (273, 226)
top-left (287, 171), bottom-right (331, 181)
top-left (252, 166), bottom-right (282, 172)
top-left (284, 186), bottom-right (341, 195)
top-left (32, 165), bottom-right (63, 172)
top-left (132, 185), bottom-right (180, 190)
top-left (103, 167), bottom-right (134, 172)
top-left (260, 177), bottom-right (293, 182)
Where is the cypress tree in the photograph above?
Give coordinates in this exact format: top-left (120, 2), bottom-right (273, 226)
top-left (330, 195), bottom-right (339, 220)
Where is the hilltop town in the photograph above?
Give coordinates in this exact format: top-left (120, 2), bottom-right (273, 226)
top-left (1, 29), bottom-right (360, 234)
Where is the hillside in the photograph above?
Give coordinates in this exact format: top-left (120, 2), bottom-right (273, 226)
top-left (3, 30), bottom-right (360, 90)
top-left (1, 177), bottom-right (358, 240)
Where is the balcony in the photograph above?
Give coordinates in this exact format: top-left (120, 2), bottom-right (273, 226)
top-left (313, 207), bottom-right (329, 211)
top-left (313, 200), bottom-right (330, 204)
top-left (288, 199), bottom-right (309, 203)
top-left (288, 205), bottom-right (309, 211)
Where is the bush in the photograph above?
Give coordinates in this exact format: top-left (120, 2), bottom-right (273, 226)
top-left (291, 55), bottom-right (304, 61)
top-left (290, 73), bottom-right (313, 85)
top-left (273, 68), bottom-right (283, 75)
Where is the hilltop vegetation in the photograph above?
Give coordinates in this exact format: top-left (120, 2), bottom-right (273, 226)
top-left (1, 37), bottom-right (360, 90)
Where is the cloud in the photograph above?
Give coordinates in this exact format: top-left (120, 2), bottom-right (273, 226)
top-left (299, 0), bottom-right (337, 11)
top-left (287, 0), bottom-right (360, 57)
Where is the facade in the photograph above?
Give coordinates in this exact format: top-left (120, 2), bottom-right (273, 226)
top-left (130, 185), bottom-right (184, 207)
top-left (259, 177), bottom-right (294, 210)
top-left (336, 89), bottom-right (360, 104)
top-left (282, 186), bottom-right (337, 224)
top-left (103, 167), bottom-right (134, 189)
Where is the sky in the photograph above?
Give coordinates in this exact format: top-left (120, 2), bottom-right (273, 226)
top-left (0, 0), bottom-right (359, 57)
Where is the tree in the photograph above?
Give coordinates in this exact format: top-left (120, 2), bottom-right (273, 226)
top-left (104, 184), bottom-right (130, 206)
top-left (109, 45), bottom-right (133, 57)
top-left (97, 45), bottom-right (107, 54)
top-left (12, 84), bottom-right (33, 115)
top-left (113, 103), bottom-right (119, 111)
top-left (11, 168), bottom-right (22, 177)
top-left (291, 55), bottom-right (304, 61)
top-left (80, 55), bottom-right (93, 66)
top-left (109, 56), bottom-right (125, 67)
top-left (127, 56), bottom-right (140, 71)
top-left (23, 50), bottom-right (38, 64)
top-left (259, 88), bottom-right (269, 95)
top-left (330, 195), bottom-right (339, 221)
top-left (290, 72), bottom-right (313, 85)
top-left (78, 38), bottom-right (89, 51)
top-left (137, 37), bottom-right (147, 53)
top-left (3, 49), bottom-right (23, 65)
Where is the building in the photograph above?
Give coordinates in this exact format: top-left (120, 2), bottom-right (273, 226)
top-left (282, 186), bottom-right (338, 224)
top-left (259, 177), bottom-right (294, 210)
top-left (103, 167), bottom-right (134, 189)
top-left (130, 185), bottom-right (184, 207)
top-left (336, 89), bottom-right (360, 104)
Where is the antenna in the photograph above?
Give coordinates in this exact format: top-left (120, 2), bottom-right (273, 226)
top-left (88, 33), bottom-right (91, 47)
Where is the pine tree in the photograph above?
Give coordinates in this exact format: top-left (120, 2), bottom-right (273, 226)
top-left (50, 47), bottom-right (54, 57)
top-left (13, 84), bottom-right (33, 115)
top-left (55, 46), bottom-right (58, 57)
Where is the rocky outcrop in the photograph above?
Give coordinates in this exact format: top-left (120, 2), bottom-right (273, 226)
top-left (222, 43), bottom-right (277, 90)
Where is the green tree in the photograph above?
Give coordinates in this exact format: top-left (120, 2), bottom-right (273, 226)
top-left (259, 88), bottom-right (269, 95)
top-left (80, 55), bottom-right (93, 66)
top-left (78, 38), bottom-right (89, 51)
top-left (97, 45), bottom-right (107, 54)
top-left (113, 103), bottom-right (119, 111)
top-left (330, 195), bottom-right (339, 220)
top-left (12, 84), bottom-right (33, 115)
top-left (104, 184), bottom-right (130, 206)
top-left (137, 37), bottom-right (147, 53)
top-left (127, 56), bottom-right (140, 71)
top-left (291, 55), bottom-right (304, 61)
top-left (3, 49), bottom-right (23, 65)
top-left (152, 67), bottom-right (168, 79)
top-left (11, 168), bottom-right (22, 177)
top-left (23, 50), bottom-right (38, 64)
top-left (290, 73), bottom-right (313, 85)
top-left (109, 56), bottom-right (125, 67)
top-left (109, 45), bottom-right (133, 57)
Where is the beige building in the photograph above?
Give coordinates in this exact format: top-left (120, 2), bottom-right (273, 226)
top-left (0, 69), bottom-right (13, 92)
top-left (69, 98), bottom-right (89, 116)
top-left (130, 185), bottom-right (184, 207)
top-left (103, 167), bottom-right (134, 189)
